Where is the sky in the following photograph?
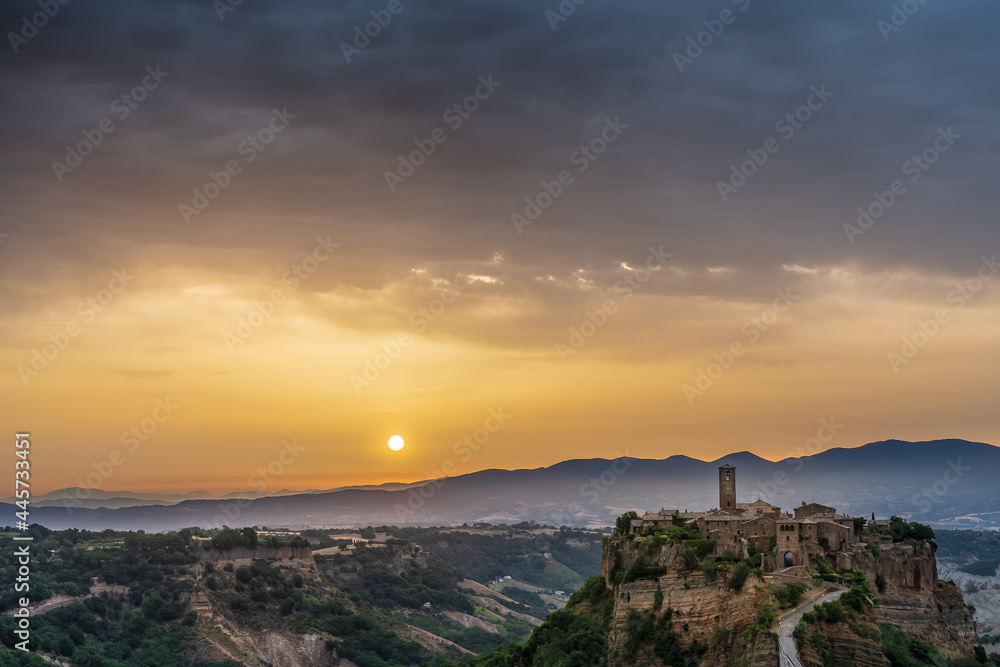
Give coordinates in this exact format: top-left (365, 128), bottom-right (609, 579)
top-left (1, 0), bottom-right (998, 495)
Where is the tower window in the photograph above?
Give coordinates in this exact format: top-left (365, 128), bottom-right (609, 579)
top-left (725, 472), bottom-right (730, 481)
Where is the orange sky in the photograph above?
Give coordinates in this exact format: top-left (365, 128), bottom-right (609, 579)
top-left (4, 257), bottom-right (999, 495)
top-left (2, 1), bottom-right (999, 496)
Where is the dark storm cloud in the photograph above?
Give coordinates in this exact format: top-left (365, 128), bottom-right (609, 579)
top-left (1, 0), bottom-right (998, 313)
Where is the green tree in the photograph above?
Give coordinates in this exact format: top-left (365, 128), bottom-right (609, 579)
top-left (615, 511), bottom-right (639, 537)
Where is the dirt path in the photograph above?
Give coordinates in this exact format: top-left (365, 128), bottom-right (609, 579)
top-left (4, 584), bottom-right (128, 616)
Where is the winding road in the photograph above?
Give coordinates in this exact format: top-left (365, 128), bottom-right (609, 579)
top-left (776, 587), bottom-right (845, 667)
top-left (3, 584), bottom-right (127, 617)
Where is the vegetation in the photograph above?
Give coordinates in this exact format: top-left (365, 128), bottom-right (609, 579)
top-left (880, 623), bottom-right (951, 666)
top-left (936, 530), bottom-right (1000, 564)
top-left (886, 517), bottom-right (935, 543)
top-left (0, 523), bottom-right (609, 667)
top-left (618, 554), bottom-right (667, 585)
top-left (448, 576), bottom-right (614, 667)
top-left (775, 581), bottom-right (810, 608)
top-left (615, 511), bottom-right (639, 537)
top-left (386, 525), bottom-right (603, 593)
top-left (726, 561), bottom-right (752, 591)
top-left (323, 544), bottom-right (473, 612)
top-left (0, 526), bottom-right (232, 666)
top-left (802, 572), bottom-right (876, 629)
top-left (958, 559), bottom-right (1000, 577)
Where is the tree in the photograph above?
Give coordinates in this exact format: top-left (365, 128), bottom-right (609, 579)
top-left (615, 511), bottom-right (639, 537)
top-left (241, 527), bottom-right (259, 548)
top-left (727, 561), bottom-right (752, 590)
top-left (908, 522), bottom-right (935, 542)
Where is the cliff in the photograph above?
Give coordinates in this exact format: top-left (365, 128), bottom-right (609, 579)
top-left (599, 535), bottom-right (976, 667)
top-left (838, 542), bottom-right (977, 656)
top-left (602, 537), bottom-right (776, 666)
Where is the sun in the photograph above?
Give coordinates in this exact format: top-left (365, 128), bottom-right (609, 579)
top-left (388, 435), bottom-right (405, 451)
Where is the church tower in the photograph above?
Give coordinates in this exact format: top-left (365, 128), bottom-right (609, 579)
top-left (719, 464), bottom-right (736, 511)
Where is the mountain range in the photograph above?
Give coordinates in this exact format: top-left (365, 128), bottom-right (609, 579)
top-left (8, 438), bottom-right (999, 533)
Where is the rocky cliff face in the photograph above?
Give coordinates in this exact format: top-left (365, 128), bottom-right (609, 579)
top-left (839, 542), bottom-right (977, 656)
top-left (602, 538), bottom-right (774, 666)
top-left (797, 621), bottom-right (886, 667)
top-left (601, 537), bottom-right (976, 666)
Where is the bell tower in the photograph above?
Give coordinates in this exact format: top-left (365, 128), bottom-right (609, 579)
top-left (719, 464), bottom-right (736, 511)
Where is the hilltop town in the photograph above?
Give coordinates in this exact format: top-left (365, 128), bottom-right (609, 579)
top-left (598, 464), bottom-right (976, 666)
top-left (626, 464), bottom-right (893, 572)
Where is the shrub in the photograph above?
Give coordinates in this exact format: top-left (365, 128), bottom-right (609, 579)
top-left (701, 557), bottom-right (720, 583)
top-left (710, 627), bottom-right (729, 652)
top-left (775, 582), bottom-right (810, 608)
top-left (812, 600), bottom-right (844, 623)
top-left (688, 539), bottom-right (716, 559)
top-left (880, 622), bottom-right (948, 666)
top-left (727, 561), bottom-right (752, 591)
top-left (680, 547), bottom-right (700, 572)
top-left (622, 555), bottom-right (667, 583)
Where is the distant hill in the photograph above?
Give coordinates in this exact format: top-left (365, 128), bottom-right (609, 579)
top-left (3, 480), bottom-right (425, 510)
top-left (9, 438), bottom-right (1000, 532)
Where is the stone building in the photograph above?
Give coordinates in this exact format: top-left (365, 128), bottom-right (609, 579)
top-left (629, 463), bottom-right (862, 572)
